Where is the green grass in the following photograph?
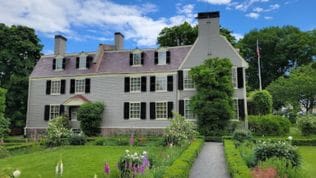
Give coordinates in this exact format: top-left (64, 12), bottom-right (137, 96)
top-left (299, 146), bottom-right (316, 178)
top-left (0, 145), bottom-right (185, 178)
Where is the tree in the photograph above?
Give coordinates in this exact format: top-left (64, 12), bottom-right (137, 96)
top-left (248, 90), bottom-right (273, 115)
top-left (77, 102), bottom-right (105, 136)
top-left (0, 24), bottom-right (42, 133)
top-left (238, 26), bottom-right (315, 90)
top-left (190, 58), bottom-right (234, 136)
top-left (157, 22), bottom-right (237, 47)
top-left (266, 62), bottom-right (316, 113)
top-left (0, 88), bottom-right (9, 143)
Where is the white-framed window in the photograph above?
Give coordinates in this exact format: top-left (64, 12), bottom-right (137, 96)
top-left (158, 51), bottom-right (167, 65)
top-left (156, 102), bottom-right (167, 119)
top-left (129, 102), bottom-right (141, 119)
top-left (233, 98), bottom-right (239, 120)
top-left (75, 79), bottom-right (85, 93)
top-left (232, 67), bottom-right (238, 89)
top-left (79, 56), bottom-right (87, 69)
top-left (184, 99), bottom-right (194, 119)
top-left (133, 53), bottom-right (141, 65)
top-left (51, 80), bottom-right (61, 95)
top-left (155, 76), bottom-right (167, 91)
top-left (56, 57), bottom-right (63, 70)
top-left (130, 77), bottom-right (141, 92)
top-left (50, 105), bottom-right (60, 120)
top-left (184, 70), bottom-right (194, 89)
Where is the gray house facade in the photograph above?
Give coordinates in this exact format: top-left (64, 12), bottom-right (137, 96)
top-left (25, 11), bottom-right (248, 137)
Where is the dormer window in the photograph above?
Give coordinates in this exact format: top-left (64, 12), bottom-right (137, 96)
top-left (155, 48), bottom-right (170, 65)
top-left (129, 49), bottom-right (144, 66)
top-left (79, 56), bottom-right (86, 69)
top-left (76, 53), bottom-right (93, 70)
top-left (53, 55), bottom-right (66, 71)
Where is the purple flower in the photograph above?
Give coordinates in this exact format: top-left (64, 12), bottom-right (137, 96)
top-left (104, 162), bottom-right (110, 175)
top-left (130, 134), bottom-right (134, 146)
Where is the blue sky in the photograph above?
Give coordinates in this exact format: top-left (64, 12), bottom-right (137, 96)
top-left (0, 0), bottom-right (315, 54)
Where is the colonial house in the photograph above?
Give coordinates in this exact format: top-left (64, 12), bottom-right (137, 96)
top-left (25, 11), bottom-right (248, 137)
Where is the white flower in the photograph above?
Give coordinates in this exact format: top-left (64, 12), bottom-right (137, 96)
top-left (288, 136), bottom-right (293, 141)
top-left (94, 174), bottom-right (98, 178)
top-left (13, 170), bottom-right (21, 178)
top-left (143, 151), bottom-right (147, 155)
top-left (55, 164), bottom-right (59, 175)
top-left (125, 150), bottom-right (129, 153)
top-left (60, 161), bottom-right (63, 175)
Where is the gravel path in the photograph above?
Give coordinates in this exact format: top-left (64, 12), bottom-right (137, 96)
top-left (190, 142), bottom-right (230, 178)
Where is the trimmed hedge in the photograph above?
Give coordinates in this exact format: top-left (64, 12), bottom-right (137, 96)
top-left (163, 139), bottom-right (204, 178)
top-left (248, 115), bottom-right (290, 136)
top-left (224, 140), bottom-right (251, 178)
top-left (292, 138), bottom-right (316, 146)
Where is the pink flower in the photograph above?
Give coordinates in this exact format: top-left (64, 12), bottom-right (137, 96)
top-left (104, 162), bottom-right (110, 175)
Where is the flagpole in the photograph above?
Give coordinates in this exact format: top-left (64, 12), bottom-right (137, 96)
top-left (257, 39), bottom-right (262, 91)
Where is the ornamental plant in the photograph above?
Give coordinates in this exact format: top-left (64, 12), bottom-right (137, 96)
top-left (117, 150), bottom-right (150, 177)
top-left (45, 116), bottom-right (71, 147)
top-left (297, 115), bottom-right (316, 136)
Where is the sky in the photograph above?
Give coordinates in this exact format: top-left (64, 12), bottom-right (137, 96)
top-left (0, 0), bottom-right (315, 54)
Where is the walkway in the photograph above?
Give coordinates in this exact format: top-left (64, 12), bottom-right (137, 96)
top-left (190, 142), bottom-right (230, 178)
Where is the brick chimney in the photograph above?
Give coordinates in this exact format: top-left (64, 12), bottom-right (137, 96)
top-left (54, 35), bottom-right (67, 56)
top-left (114, 32), bottom-right (124, 50)
top-left (197, 11), bottom-right (220, 37)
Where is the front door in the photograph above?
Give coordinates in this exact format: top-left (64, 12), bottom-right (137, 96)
top-left (69, 106), bottom-right (79, 121)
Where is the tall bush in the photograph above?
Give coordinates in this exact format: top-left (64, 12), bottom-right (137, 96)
top-left (45, 116), bottom-right (70, 147)
top-left (0, 88), bottom-right (10, 143)
top-left (191, 58), bottom-right (234, 136)
top-left (297, 115), bottom-right (316, 136)
top-left (248, 90), bottom-right (272, 115)
top-left (248, 115), bottom-right (290, 136)
top-left (77, 102), bottom-right (104, 136)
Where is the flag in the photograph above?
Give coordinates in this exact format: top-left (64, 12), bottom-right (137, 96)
top-left (256, 39), bottom-right (260, 59)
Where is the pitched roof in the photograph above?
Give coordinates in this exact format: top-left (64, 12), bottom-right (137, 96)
top-left (30, 45), bottom-right (191, 78)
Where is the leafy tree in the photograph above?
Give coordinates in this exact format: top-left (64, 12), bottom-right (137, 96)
top-left (266, 62), bottom-right (316, 113)
top-left (77, 102), bottom-right (105, 136)
top-left (238, 26), bottom-right (315, 90)
top-left (190, 58), bottom-right (234, 136)
top-left (248, 90), bottom-right (273, 115)
top-left (0, 24), bottom-right (42, 132)
top-left (0, 88), bottom-right (9, 143)
top-left (157, 22), bottom-right (237, 47)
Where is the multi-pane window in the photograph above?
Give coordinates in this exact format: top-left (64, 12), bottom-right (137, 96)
top-left (129, 102), bottom-right (141, 119)
top-left (156, 102), bottom-right (167, 119)
top-left (133, 53), bottom-right (141, 65)
top-left (56, 58), bottom-right (63, 70)
top-left (232, 67), bottom-right (237, 88)
top-left (79, 56), bottom-right (86, 69)
top-left (75, 79), bottom-right (85, 93)
top-left (51, 80), bottom-right (61, 94)
top-left (184, 100), bottom-right (194, 119)
top-left (233, 99), bottom-right (239, 120)
top-left (50, 105), bottom-right (60, 120)
top-left (130, 77), bottom-right (141, 92)
top-left (158, 51), bottom-right (167, 65)
top-left (184, 70), bottom-right (194, 89)
top-left (155, 76), bottom-right (167, 91)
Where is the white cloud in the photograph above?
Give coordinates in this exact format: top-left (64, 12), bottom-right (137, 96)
top-left (0, 0), bottom-right (196, 47)
top-left (266, 4), bottom-right (280, 11)
top-left (232, 33), bottom-right (244, 40)
top-left (198, 0), bottom-right (231, 5)
top-left (253, 7), bottom-right (264, 12)
top-left (246, 12), bottom-right (260, 19)
top-left (264, 16), bottom-right (273, 20)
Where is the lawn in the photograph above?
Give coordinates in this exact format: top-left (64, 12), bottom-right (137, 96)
top-left (299, 146), bottom-right (316, 178)
top-left (0, 145), bottom-right (185, 178)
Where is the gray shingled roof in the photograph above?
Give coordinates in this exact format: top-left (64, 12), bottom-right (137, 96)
top-left (30, 46), bottom-right (191, 78)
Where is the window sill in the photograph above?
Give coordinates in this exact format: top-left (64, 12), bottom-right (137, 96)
top-left (130, 91), bottom-right (141, 93)
top-left (129, 118), bottom-right (141, 120)
top-left (155, 118), bottom-right (168, 121)
top-left (155, 90), bottom-right (168, 93)
top-left (50, 93), bottom-right (61, 96)
top-left (54, 69), bottom-right (64, 71)
top-left (183, 88), bottom-right (195, 91)
top-left (78, 68), bottom-right (87, 70)
top-left (131, 65), bottom-right (142, 67)
top-left (75, 92), bottom-right (85, 95)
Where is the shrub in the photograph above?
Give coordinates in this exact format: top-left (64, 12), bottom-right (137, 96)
top-left (233, 129), bottom-right (253, 143)
top-left (163, 139), bottom-right (204, 178)
top-left (223, 140), bottom-right (251, 178)
top-left (94, 137), bottom-right (129, 146)
top-left (297, 115), bottom-right (316, 136)
top-left (117, 150), bottom-right (150, 177)
top-left (0, 146), bottom-right (10, 158)
top-left (0, 88), bottom-right (9, 143)
top-left (254, 140), bottom-right (300, 167)
top-left (163, 113), bottom-right (198, 146)
top-left (45, 116), bottom-right (71, 147)
top-left (68, 132), bottom-right (86, 145)
top-left (77, 102), bottom-right (105, 136)
top-left (248, 90), bottom-right (273, 115)
top-left (248, 115), bottom-right (290, 136)
top-left (238, 141), bottom-right (256, 167)
top-left (292, 138), bottom-right (316, 146)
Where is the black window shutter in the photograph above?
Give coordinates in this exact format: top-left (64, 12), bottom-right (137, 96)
top-left (86, 56), bottom-right (93, 68)
top-left (60, 105), bottom-right (65, 115)
top-left (168, 102), bottom-right (173, 118)
top-left (124, 102), bottom-right (129, 119)
top-left (179, 100), bottom-right (184, 116)
top-left (76, 57), bottom-right (80, 68)
top-left (237, 67), bottom-right (244, 88)
top-left (178, 70), bottom-right (183, 90)
top-left (70, 79), bottom-right (75, 94)
top-left (154, 52), bottom-right (158, 64)
top-left (238, 99), bottom-right (245, 120)
top-left (141, 102), bottom-right (146, 120)
top-left (44, 105), bottom-right (50, 121)
top-left (52, 59), bottom-right (56, 70)
top-left (167, 75), bottom-right (173, 91)
top-left (166, 51), bottom-right (171, 64)
top-left (68, 107), bottom-right (72, 120)
top-left (62, 58), bottom-right (66, 69)
top-left (61, 80), bottom-right (66, 94)
top-left (46, 80), bottom-right (51, 95)
top-left (85, 78), bottom-right (91, 93)
top-left (124, 77), bottom-right (130, 92)
top-left (141, 52), bottom-right (144, 65)
top-left (141, 76), bottom-right (146, 92)
top-left (129, 53), bottom-right (133, 65)
top-left (150, 76), bottom-right (156, 92)
top-left (150, 102), bottom-right (155, 120)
